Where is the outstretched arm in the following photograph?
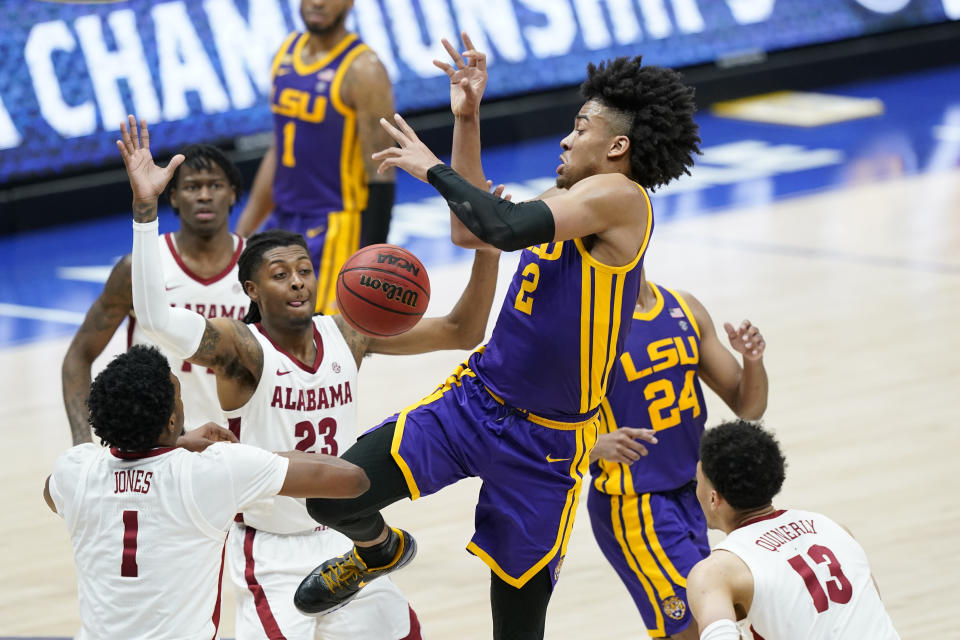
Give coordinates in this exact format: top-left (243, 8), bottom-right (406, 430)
top-left (371, 116), bottom-right (646, 254)
top-left (684, 292), bottom-right (768, 420)
top-left (276, 451), bottom-right (369, 499)
top-left (363, 179), bottom-right (508, 358)
top-left (435, 32), bottom-right (493, 248)
top-left (333, 186), bottom-right (505, 366)
top-left (118, 116), bottom-right (262, 391)
top-left (333, 248), bottom-right (500, 364)
top-left (367, 246), bottom-right (500, 356)
top-left (61, 256), bottom-right (133, 444)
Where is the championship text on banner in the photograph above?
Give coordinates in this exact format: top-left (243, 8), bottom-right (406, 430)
top-left (0, 0), bottom-right (957, 182)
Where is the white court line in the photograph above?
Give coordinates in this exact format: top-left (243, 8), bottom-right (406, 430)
top-left (57, 265), bottom-right (114, 283)
top-left (0, 303), bottom-right (85, 325)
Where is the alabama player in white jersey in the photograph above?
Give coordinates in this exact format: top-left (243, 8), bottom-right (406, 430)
top-left (220, 293), bottom-right (417, 639)
top-left (63, 143), bottom-right (249, 440)
top-left (687, 421), bottom-right (901, 640)
top-left (128, 228), bottom-right (246, 426)
top-left (118, 116), bottom-right (501, 638)
top-left (45, 345), bottom-right (369, 640)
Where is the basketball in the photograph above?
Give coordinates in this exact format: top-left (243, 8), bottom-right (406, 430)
top-left (335, 244), bottom-right (431, 336)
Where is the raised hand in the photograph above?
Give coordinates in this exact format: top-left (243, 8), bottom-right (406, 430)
top-left (116, 115), bottom-right (184, 217)
top-left (371, 113), bottom-right (443, 182)
top-left (724, 319), bottom-right (766, 362)
top-left (433, 32), bottom-right (487, 117)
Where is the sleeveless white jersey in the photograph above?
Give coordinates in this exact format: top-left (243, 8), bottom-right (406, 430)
top-left (48, 442), bottom-right (288, 640)
top-left (130, 233), bottom-right (247, 428)
top-left (713, 509), bottom-right (900, 640)
top-left (224, 315), bottom-right (359, 534)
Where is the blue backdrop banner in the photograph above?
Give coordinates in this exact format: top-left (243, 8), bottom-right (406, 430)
top-left (0, 0), bottom-right (956, 183)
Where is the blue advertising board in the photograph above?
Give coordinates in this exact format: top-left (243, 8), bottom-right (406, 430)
top-left (0, 0), bottom-right (956, 183)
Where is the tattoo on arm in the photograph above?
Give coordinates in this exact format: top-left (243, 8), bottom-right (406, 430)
top-left (189, 321), bottom-right (224, 369)
top-left (188, 319), bottom-right (263, 387)
top-left (64, 391), bottom-right (92, 445)
top-left (132, 200), bottom-right (158, 224)
top-left (334, 315), bottom-right (371, 367)
top-left (62, 256), bottom-right (133, 445)
top-left (230, 320), bottom-right (264, 383)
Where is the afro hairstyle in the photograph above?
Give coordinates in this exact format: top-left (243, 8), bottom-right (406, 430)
top-left (580, 56), bottom-right (701, 190)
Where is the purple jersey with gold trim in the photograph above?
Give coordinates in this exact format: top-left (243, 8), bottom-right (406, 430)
top-left (591, 283), bottom-right (707, 494)
top-left (473, 191), bottom-right (652, 422)
top-left (269, 32), bottom-right (369, 218)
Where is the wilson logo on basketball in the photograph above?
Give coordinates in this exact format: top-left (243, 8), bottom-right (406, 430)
top-left (358, 274), bottom-right (420, 309)
top-left (376, 253), bottom-right (421, 276)
top-left (337, 243), bottom-right (430, 337)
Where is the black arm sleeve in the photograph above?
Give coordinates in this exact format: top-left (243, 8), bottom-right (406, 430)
top-left (426, 164), bottom-right (556, 252)
top-left (360, 181), bottom-right (395, 246)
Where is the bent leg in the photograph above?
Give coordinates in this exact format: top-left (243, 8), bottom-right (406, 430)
top-left (297, 366), bottom-right (481, 615)
top-left (306, 421), bottom-right (410, 542)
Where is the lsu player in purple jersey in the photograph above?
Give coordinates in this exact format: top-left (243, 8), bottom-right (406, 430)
top-left (63, 144), bottom-right (246, 444)
top-left (587, 270), bottom-right (768, 639)
top-left (296, 35), bottom-right (701, 639)
top-left (237, 0), bottom-right (396, 315)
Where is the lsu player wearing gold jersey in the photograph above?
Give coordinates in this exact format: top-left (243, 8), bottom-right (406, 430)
top-left (587, 270), bottom-right (767, 639)
top-left (237, 0), bottom-right (396, 315)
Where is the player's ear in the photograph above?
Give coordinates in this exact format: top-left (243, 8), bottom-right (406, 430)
top-left (229, 187), bottom-right (236, 207)
top-left (709, 489), bottom-right (722, 512)
top-left (243, 280), bottom-right (259, 303)
top-left (167, 412), bottom-right (179, 437)
top-left (607, 135), bottom-right (629, 161)
top-left (168, 187), bottom-right (179, 209)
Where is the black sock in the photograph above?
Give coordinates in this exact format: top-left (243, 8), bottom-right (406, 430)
top-left (356, 528), bottom-right (400, 568)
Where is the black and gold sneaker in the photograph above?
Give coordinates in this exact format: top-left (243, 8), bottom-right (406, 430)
top-left (294, 528), bottom-right (418, 615)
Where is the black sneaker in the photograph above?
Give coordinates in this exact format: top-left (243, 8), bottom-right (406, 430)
top-left (294, 528), bottom-right (418, 615)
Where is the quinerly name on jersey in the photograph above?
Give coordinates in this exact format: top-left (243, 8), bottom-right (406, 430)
top-left (174, 302), bottom-right (247, 319)
top-left (755, 519), bottom-right (818, 552)
top-left (269, 381), bottom-right (354, 411)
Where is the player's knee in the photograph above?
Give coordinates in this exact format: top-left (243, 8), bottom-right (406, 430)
top-left (305, 497), bottom-right (347, 527)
